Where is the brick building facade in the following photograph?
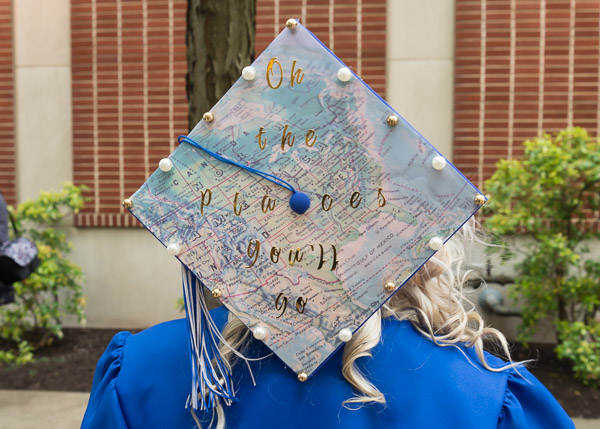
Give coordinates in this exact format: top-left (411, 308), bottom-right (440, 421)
top-left (1, 0), bottom-right (598, 328)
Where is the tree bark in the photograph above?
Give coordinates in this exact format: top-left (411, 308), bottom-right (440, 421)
top-left (186, 0), bottom-right (256, 130)
top-left (556, 264), bottom-right (569, 322)
top-left (185, 0), bottom-right (256, 308)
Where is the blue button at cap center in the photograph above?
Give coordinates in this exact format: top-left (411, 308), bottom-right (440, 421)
top-left (289, 192), bottom-right (310, 214)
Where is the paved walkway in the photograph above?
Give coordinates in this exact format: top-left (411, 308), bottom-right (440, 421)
top-left (0, 390), bottom-right (88, 429)
top-left (0, 390), bottom-right (599, 428)
top-left (575, 419), bottom-right (600, 429)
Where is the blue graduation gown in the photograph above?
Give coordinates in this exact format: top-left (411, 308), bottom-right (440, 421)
top-left (81, 307), bottom-right (574, 428)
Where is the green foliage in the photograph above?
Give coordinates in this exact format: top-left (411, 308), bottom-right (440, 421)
top-left (555, 321), bottom-right (600, 388)
top-left (0, 183), bottom-right (87, 364)
top-left (484, 127), bottom-right (600, 386)
top-left (0, 341), bottom-right (34, 365)
top-left (176, 296), bottom-right (185, 313)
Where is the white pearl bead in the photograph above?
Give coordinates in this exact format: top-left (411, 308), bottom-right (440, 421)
top-left (338, 328), bottom-right (353, 342)
top-left (158, 158), bottom-right (173, 172)
top-left (253, 326), bottom-right (268, 341)
top-left (167, 242), bottom-right (181, 255)
top-left (337, 67), bottom-right (352, 82)
top-left (242, 66), bottom-right (256, 81)
top-left (429, 237), bottom-right (443, 251)
top-left (431, 156), bottom-right (447, 171)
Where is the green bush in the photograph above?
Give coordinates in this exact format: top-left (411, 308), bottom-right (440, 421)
top-left (484, 127), bottom-right (600, 387)
top-left (0, 183), bottom-right (87, 364)
top-left (555, 321), bottom-right (600, 387)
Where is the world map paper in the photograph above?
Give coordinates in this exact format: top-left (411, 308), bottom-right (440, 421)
top-left (127, 23), bottom-right (484, 377)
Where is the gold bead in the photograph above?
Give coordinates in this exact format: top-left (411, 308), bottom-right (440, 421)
top-left (202, 112), bottom-right (214, 122)
top-left (212, 288), bottom-right (222, 298)
top-left (386, 115), bottom-right (399, 126)
top-left (122, 198), bottom-right (133, 209)
top-left (474, 194), bottom-right (486, 205)
top-left (286, 18), bottom-right (298, 29)
top-left (384, 281), bottom-right (396, 292)
top-left (297, 372), bottom-right (308, 382)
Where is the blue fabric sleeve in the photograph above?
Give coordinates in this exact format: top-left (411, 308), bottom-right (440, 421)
top-left (498, 367), bottom-right (575, 429)
top-left (81, 331), bottom-right (132, 429)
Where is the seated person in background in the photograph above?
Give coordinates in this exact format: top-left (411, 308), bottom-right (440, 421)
top-left (81, 222), bottom-right (574, 429)
top-left (0, 191), bottom-right (14, 305)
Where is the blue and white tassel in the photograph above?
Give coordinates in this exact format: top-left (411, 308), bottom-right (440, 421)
top-left (181, 264), bottom-right (262, 411)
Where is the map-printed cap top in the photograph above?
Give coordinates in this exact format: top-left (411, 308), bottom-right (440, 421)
top-left (126, 19), bottom-right (486, 411)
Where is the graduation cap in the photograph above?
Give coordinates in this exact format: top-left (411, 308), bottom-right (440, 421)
top-left (123, 18), bottom-right (486, 411)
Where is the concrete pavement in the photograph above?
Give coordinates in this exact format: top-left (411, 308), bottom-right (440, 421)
top-left (0, 390), bottom-right (88, 429)
top-left (0, 390), bottom-right (598, 428)
top-left (576, 419), bottom-right (600, 429)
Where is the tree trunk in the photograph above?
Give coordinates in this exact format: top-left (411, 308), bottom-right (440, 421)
top-left (557, 295), bottom-right (569, 322)
top-left (186, 0), bottom-right (256, 130)
top-left (185, 0), bottom-right (256, 308)
top-left (556, 264), bottom-right (569, 322)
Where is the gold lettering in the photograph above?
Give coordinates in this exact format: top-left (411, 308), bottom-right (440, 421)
top-left (261, 194), bottom-right (276, 213)
top-left (266, 57), bottom-right (283, 89)
top-left (245, 239), bottom-right (261, 269)
top-left (275, 293), bottom-right (288, 318)
top-left (316, 243), bottom-right (325, 269)
top-left (280, 124), bottom-right (295, 151)
top-left (305, 129), bottom-right (317, 147)
top-left (295, 297), bottom-right (307, 314)
top-left (233, 191), bottom-right (242, 216)
top-left (321, 194), bottom-right (333, 211)
top-left (377, 187), bottom-right (387, 208)
top-left (270, 246), bottom-right (281, 263)
top-left (288, 248), bottom-right (304, 266)
top-left (350, 191), bottom-right (362, 209)
top-left (315, 243), bottom-right (337, 270)
top-left (255, 127), bottom-right (267, 149)
top-left (330, 245), bottom-right (338, 271)
top-left (290, 60), bottom-right (305, 87)
top-left (200, 188), bottom-right (212, 216)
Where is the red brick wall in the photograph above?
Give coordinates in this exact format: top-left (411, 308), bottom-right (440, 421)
top-left (0, 0), bottom-right (16, 206)
top-left (71, 0), bottom-right (188, 227)
top-left (454, 0), bottom-right (600, 189)
top-left (256, 0), bottom-right (386, 96)
top-left (71, 0), bottom-right (386, 227)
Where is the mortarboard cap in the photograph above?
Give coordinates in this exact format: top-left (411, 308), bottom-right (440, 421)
top-left (124, 19), bottom-right (486, 410)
